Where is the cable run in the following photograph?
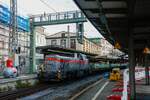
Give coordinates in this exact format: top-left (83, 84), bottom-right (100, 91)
top-left (39, 0), bottom-right (57, 13)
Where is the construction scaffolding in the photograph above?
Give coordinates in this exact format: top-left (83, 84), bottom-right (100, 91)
top-left (0, 1), bottom-right (30, 75)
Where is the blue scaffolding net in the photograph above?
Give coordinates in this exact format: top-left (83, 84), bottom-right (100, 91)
top-left (0, 4), bottom-right (30, 32)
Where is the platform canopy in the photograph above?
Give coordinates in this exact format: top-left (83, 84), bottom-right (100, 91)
top-left (36, 45), bottom-right (98, 56)
top-left (74, 0), bottom-right (150, 53)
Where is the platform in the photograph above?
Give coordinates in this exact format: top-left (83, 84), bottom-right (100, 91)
top-left (0, 74), bottom-right (37, 83)
top-left (136, 79), bottom-right (150, 100)
top-left (0, 74), bottom-right (38, 92)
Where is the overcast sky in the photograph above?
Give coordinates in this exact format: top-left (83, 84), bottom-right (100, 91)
top-left (1, 0), bottom-right (103, 38)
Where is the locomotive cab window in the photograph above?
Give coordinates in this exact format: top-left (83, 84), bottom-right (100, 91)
top-left (78, 53), bottom-right (83, 60)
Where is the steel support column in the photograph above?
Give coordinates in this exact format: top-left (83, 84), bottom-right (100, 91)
top-left (145, 54), bottom-right (149, 85)
top-left (76, 22), bottom-right (84, 44)
top-left (9, 0), bottom-right (18, 57)
top-left (29, 23), bottom-right (36, 74)
top-left (67, 25), bottom-right (70, 48)
top-left (129, 32), bottom-right (136, 100)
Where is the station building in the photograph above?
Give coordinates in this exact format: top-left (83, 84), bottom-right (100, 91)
top-left (46, 31), bottom-right (102, 55)
top-left (88, 38), bottom-right (113, 56)
top-left (89, 38), bottom-right (123, 57)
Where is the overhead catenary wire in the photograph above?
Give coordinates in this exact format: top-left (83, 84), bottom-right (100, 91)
top-left (39, 0), bottom-right (57, 13)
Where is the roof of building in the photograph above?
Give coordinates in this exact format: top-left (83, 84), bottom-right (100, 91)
top-left (46, 31), bottom-right (76, 38)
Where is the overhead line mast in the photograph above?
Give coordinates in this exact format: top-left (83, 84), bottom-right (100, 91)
top-left (9, 0), bottom-right (18, 62)
top-left (39, 0), bottom-right (57, 13)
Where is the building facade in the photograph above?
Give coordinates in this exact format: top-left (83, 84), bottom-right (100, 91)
top-left (0, 25), bottom-right (30, 74)
top-left (88, 38), bottom-right (113, 56)
top-left (89, 38), bottom-right (123, 57)
top-left (46, 31), bottom-right (101, 55)
top-left (83, 38), bottom-right (101, 55)
top-left (46, 31), bottom-right (83, 51)
top-left (35, 27), bottom-right (46, 47)
top-left (0, 2), bottom-right (31, 75)
top-left (0, 25), bottom-right (48, 74)
top-left (100, 38), bottom-right (113, 56)
top-left (34, 27), bottom-right (47, 71)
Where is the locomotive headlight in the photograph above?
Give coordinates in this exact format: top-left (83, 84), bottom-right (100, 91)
top-left (58, 67), bottom-right (61, 73)
top-left (58, 70), bottom-right (61, 73)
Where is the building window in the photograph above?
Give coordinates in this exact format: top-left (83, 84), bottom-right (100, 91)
top-left (61, 33), bottom-right (65, 38)
top-left (0, 41), bottom-right (4, 49)
top-left (60, 39), bottom-right (66, 48)
top-left (36, 34), bottom-right (39, 44)
top-left (51, 40), bottom-right (57, 45)
top-left (70, 39), bottom-right (76, 49)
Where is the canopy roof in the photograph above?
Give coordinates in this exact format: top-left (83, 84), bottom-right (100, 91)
top-left (36, 45), bottom-right (97, 56)
top-left (74, 0), bottom-right (150, 53)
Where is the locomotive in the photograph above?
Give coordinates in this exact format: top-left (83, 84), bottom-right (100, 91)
top-left (37, 45), bottom-right (92, 81)
top-left (36, 45), bottom-right (128, 81)
top-left (38, 53), bottom-right (90, 81)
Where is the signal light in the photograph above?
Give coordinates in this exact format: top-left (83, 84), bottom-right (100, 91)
top-left (143, 47), bottom-right (150, 54)
top-left (114, 42), bottom-right (121, 49)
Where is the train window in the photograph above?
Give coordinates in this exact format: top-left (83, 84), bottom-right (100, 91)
top-left (78, 54), bottom-right (83, 60)
top-left (58, 53), bottom-right (74, 57)
top-left (60, 39), bottom-right (66, 48)
top-left (51, 40), bottom-right (57, 45)
top-left (61, 33), bottom-right (65, 37)
top-left (70, 39), bottom-right (76, 49)
top-left (81, 54), bottom-right (87, 59)
top-left (45, 53), bottom-right (74, 58)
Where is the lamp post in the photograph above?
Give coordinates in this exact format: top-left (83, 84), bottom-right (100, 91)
top-left (67, 25), bottom-right (70, 48)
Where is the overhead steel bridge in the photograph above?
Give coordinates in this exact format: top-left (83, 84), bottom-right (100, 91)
top-left (30, 10), bottom-right (87, 26)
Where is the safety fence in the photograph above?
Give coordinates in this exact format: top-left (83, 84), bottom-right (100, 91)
top-left (107, 67), bottom-right (150, 100)
top-left (122, 67), bottom-right (150, 100)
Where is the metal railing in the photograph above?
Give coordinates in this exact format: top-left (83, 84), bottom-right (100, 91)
top-left (30, 10), bottom-right (86, 26)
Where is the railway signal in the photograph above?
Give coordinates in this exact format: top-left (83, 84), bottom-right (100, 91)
top-left (114, 42), bottom-right (121, 49)
top-left (143, 47), bottom-right (150, 54)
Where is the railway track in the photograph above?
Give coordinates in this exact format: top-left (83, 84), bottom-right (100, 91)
top-left (0, 74), bottom-right (103, 100)
top-left (69, 79), bottom-right (109, 100)
top-left (0, 83), bottom-right (54, 100)
top-left (0, 78), bottom-right (84, 100)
